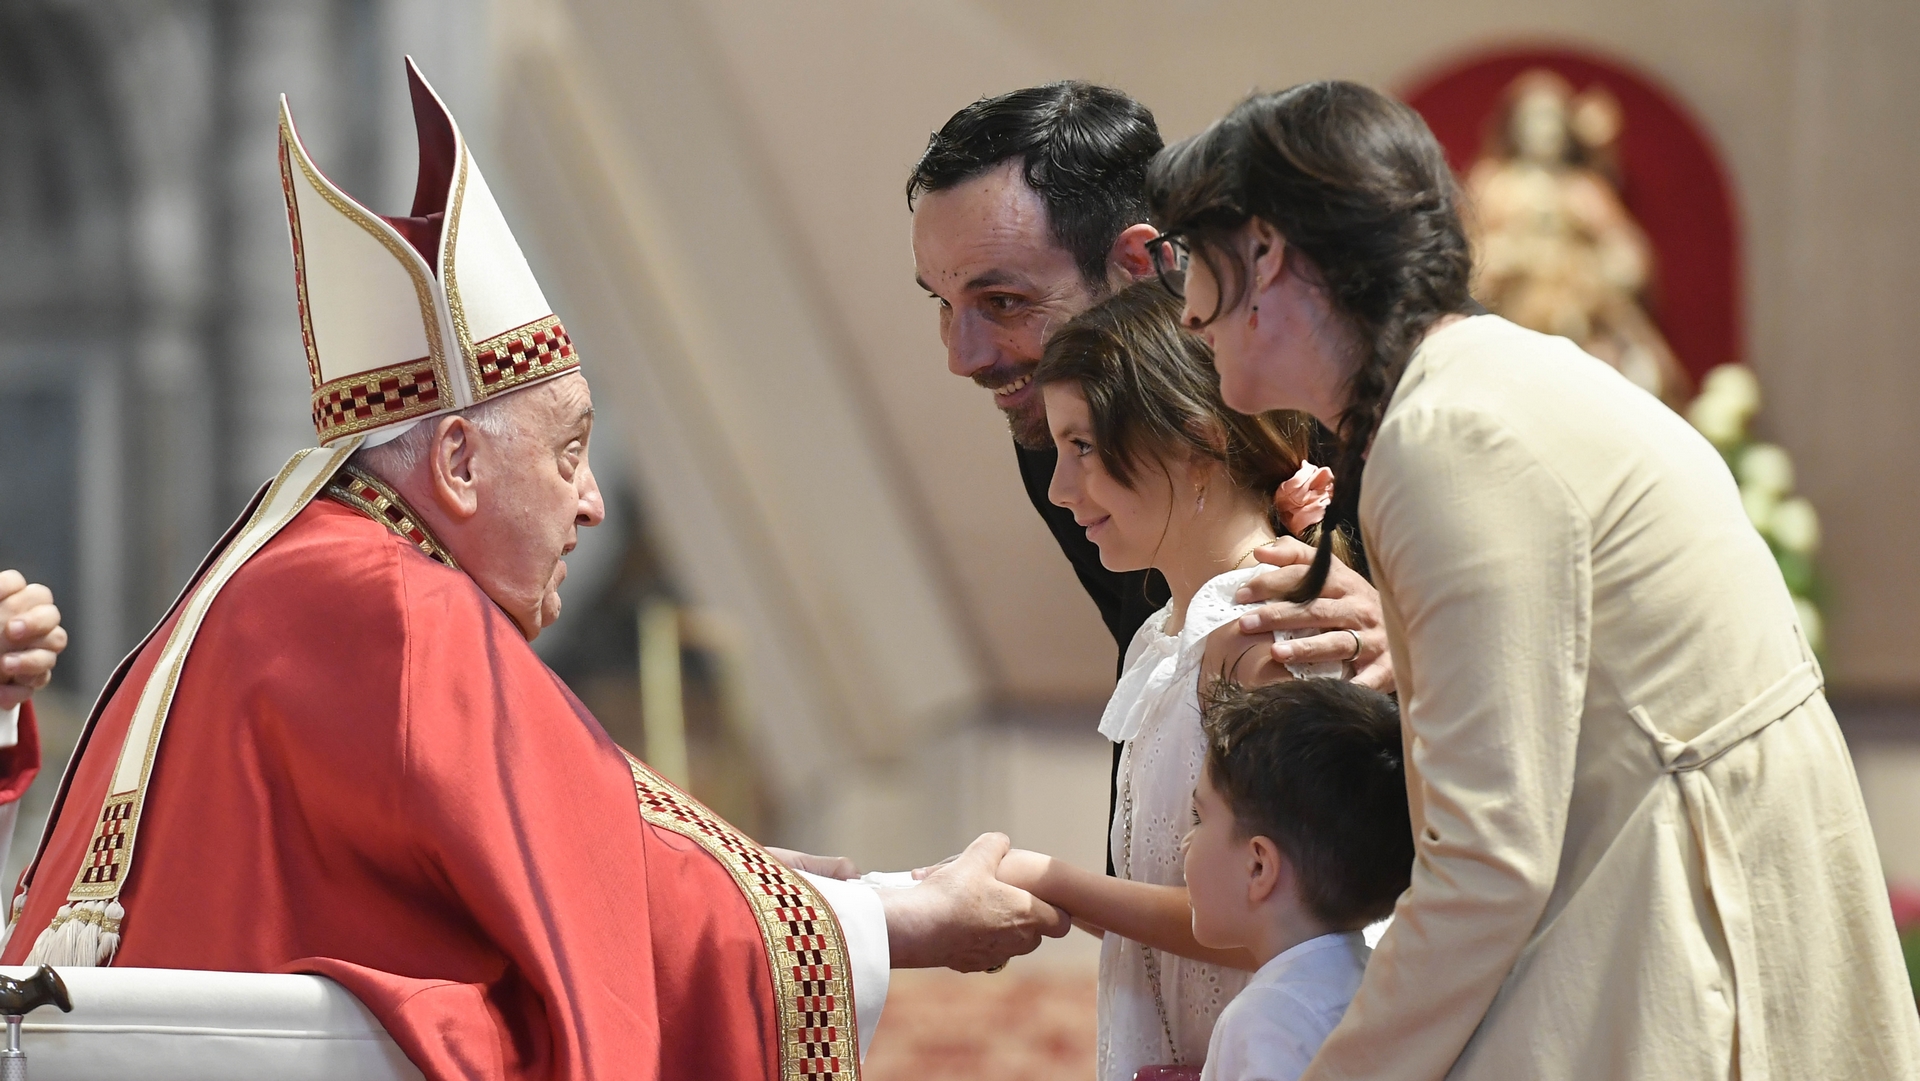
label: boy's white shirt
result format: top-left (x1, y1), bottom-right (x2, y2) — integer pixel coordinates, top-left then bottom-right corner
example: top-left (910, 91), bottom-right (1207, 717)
top-left (1199, 931), bottom-right (1369, 1081)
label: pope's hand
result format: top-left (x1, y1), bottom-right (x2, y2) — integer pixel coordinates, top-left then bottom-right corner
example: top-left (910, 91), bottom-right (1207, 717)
top-left (881, 832), bottom-right (1070, 971)
top-left (1231, 538), bottom-right (1394, 692)
top-left (765, 847), bottom-right (860, 880)
top-left (0, 570), bottom-right (65, 710)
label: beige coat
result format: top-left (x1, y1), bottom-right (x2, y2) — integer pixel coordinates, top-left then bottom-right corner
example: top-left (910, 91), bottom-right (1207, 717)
top-left (1304, 316), bottom-right (1920, 1080)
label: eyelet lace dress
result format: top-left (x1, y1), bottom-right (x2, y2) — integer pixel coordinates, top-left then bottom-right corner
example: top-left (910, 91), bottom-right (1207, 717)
top-left (1096, 566), bottom-right (1270, 1081)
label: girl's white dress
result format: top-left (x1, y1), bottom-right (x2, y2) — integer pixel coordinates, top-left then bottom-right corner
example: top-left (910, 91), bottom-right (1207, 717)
top-left (1096, 566), bottom-right (1267, 1081)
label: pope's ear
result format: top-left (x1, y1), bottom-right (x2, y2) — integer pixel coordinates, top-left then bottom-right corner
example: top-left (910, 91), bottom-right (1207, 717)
top-left (429, 415), bottom-right (481, 520)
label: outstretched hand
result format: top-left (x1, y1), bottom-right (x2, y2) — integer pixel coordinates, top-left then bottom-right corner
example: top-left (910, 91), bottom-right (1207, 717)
top-left (1231, 538), bottom-right (1394, 692)
top-left (881, 832), bottom-right (1070, 971)
top-left (0, 570), bottom-right (66, 710)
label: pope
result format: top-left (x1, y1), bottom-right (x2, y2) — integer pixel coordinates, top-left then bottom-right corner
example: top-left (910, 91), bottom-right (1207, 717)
top-left (0, 60), bottom-right (1065, 1081)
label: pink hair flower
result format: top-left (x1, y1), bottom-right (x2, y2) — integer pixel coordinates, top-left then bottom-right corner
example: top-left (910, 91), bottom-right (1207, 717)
top-left (1275, 461), bottom-right (1335, 537)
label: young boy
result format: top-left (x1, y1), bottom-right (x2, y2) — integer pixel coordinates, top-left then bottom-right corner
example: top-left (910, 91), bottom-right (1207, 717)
top-left (1185, 679), bottom-right (1413, 1081)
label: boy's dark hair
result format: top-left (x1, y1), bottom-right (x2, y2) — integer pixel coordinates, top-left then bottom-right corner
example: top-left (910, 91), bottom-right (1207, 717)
top-left (907, 81), bottom-right (1163, 288)
top-left (1201, 679), bottom-right (1413, 930)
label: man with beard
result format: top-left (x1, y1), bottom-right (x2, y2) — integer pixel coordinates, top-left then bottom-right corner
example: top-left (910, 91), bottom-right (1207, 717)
top-left (906, 85), bottom-right (1394, 851)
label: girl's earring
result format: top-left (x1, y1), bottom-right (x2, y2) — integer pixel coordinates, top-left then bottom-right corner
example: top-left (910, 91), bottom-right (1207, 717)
top-left (1195, 487), bottom-right (1207, 514)
top-left (1249, 304), bottom-right (1259, 330)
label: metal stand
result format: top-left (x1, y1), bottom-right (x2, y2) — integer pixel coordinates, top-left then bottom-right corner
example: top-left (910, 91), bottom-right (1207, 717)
top-left (0, 967), bottom-right (72, 1081)
top-left (0, 1014), bottom-right (25, 1081)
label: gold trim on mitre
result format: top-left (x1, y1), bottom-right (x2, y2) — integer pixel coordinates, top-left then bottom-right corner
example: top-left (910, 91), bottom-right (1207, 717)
top-left (278, 94), bottom-right (457, 445)
top-left (310, 357), bottom-right (445, 442)
top-left (411, 59), bottom-right (578, 405)
top-left (473, 315), bottom-right (580, 394)
top-left (280, 59), bottom-right (582, 449)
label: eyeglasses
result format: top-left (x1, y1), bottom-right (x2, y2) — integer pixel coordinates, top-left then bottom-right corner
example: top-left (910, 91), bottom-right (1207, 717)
top-left (1145, 232), bottom-right (1190, 299)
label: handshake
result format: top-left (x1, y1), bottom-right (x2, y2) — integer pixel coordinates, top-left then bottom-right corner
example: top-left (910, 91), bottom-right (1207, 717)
top-left (770, 833), bottom-right (1071, 972)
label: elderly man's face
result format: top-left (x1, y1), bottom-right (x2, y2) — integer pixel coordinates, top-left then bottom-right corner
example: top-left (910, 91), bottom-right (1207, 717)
top-left (432, 372), bottom-right (606, 639)
top-left (912, 161), bottom-right (1099, 449)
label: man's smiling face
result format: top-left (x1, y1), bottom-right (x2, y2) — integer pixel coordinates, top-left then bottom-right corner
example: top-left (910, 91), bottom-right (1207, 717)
top-left (912, 161), bottom-right (1101, 449)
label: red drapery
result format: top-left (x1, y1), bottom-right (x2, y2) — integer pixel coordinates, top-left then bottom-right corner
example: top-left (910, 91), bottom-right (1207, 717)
top-left (1402, 46), bottom-right (1742, 390)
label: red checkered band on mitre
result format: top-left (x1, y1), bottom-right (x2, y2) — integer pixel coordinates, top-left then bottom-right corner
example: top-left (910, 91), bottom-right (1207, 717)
top-left (279, 57), bottom-right (581, 447)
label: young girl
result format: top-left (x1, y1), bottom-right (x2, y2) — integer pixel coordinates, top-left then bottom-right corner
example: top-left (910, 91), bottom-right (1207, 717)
top-left (999, 282), bottom-right (1347, 1081)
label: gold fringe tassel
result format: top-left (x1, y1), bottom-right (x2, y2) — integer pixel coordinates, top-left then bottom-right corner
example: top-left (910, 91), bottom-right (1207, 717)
top-left (23, 899), bottom-right (121, 967)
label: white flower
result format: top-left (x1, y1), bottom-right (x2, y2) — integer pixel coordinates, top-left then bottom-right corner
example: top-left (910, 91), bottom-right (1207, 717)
top-left (1769, 497), bottom-right (1822, 556)
top-left (1742, 486), bottom-right (1780, 532)
top-left (1737, 444), bottom-right (1795, 497)
top-left (1689, 395), bottom-right (1746, 447)
top-left (1688, 365), bottom-right (1762, 447)
top-left (1700, 364), bottom-right (1761, 417)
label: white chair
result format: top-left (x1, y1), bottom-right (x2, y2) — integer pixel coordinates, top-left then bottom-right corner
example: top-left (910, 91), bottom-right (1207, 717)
top-left (0, 967), bottom-right (420, 1081)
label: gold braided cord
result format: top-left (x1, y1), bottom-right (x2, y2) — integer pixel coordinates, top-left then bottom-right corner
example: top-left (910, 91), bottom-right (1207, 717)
top-left (326, 464), bottom-right (458, 568)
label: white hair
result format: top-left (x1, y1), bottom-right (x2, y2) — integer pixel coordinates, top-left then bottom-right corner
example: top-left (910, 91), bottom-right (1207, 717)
top-left (349, 393), bottom-right (523, 480)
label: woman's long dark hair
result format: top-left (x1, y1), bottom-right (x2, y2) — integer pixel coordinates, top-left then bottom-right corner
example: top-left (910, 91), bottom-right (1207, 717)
top-left (1146, 81), bottom-right (1474, 602)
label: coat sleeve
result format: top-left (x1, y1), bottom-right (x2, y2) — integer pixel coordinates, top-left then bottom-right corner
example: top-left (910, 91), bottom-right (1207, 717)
top-left (1302, 405), bottom-right (1592, 1081)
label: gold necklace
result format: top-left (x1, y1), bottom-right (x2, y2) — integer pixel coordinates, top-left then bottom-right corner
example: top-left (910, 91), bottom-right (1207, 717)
top-left (1233, 534), bottom-right (1280, 570)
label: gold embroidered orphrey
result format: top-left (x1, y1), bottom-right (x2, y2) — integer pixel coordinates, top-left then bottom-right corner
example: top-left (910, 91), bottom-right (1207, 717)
top-left (326, 463), bottom-right (459, 568)
top-left (25, 439), bottom-right (366, 967)
top-left (625, 751), bottom-right (862, 1081)
top-left (278, 114), bottom-right (453, 443)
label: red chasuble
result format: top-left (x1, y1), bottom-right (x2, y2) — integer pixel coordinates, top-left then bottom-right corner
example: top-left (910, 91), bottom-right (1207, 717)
top-left (3, 497), bottom-right (855, 1080)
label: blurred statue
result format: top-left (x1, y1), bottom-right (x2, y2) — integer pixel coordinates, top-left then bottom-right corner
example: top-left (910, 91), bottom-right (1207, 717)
top-left (1467, 70), bottom-right (1690, 406)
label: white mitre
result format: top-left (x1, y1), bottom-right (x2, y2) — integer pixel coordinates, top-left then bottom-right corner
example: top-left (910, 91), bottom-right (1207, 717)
top-left (279, 57), bottom-right (579, 447)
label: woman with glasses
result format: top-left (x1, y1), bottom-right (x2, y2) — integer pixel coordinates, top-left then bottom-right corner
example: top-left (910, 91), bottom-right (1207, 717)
top-left (1144, 80), bottom-right (1920, 1079)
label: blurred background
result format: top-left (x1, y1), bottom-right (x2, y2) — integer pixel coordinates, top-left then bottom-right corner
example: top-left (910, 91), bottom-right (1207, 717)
top-left (2, 0), bottom-right (1917, 1074)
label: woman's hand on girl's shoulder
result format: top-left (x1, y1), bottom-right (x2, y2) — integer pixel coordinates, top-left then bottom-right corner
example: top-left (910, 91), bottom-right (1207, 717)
top-left (1201, 620), bottom-right (1292, 689)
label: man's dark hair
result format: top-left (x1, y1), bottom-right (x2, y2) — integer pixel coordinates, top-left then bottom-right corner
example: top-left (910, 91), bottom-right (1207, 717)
top-left (908, 81), bottom-right (1163, 288)
top-left (1202, 678), bottom-right (1413, 930)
